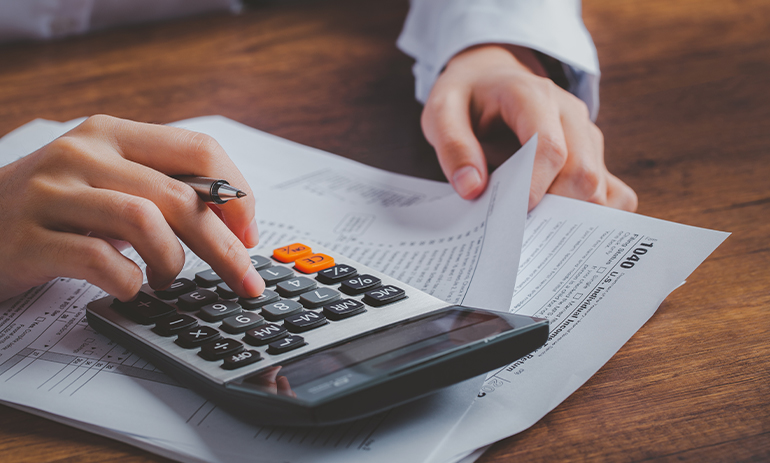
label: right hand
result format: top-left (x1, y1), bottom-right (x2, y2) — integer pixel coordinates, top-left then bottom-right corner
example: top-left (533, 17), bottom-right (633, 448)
top-left (0, 115), bottom-right (265, 302)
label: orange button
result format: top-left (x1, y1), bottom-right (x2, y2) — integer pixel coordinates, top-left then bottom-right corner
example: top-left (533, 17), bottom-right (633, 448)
top-left (273, 243), bottom-right (313, 263)
top-left (294, 253), bottom-right (335, 274)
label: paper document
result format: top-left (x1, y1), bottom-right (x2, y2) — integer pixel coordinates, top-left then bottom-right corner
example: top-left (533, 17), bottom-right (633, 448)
top-left (0, 117), bottom-right (728, 462)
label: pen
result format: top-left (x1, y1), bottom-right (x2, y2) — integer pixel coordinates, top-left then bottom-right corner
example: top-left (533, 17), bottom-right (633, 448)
top-left (174, 175), bottom-right (247, 204)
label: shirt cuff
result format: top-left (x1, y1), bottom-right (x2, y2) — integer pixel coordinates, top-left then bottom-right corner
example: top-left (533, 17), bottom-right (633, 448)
top-left (397, 0), bottom-right (600, 119)
top-left (0, 0), bottom-right (241, 43)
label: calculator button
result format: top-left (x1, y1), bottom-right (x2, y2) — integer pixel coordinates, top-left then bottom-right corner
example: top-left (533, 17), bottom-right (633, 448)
top-left (244, 323), bottom-right (288, 346)
top-left (267, 335), bottom-right (306, 355)
top-left (153, 313), bottom-right (198, 336)
top-left (316, 265), bottom-right (357, 284)
top-left (363, 285), bottom-right (407, 307)
top-left (299, 287), bottom-right (340, 309)
top-left (200, 338), bottom-right (244, 361)
top-left (113, 292), bottom-right (175, 324)
top-left (261, 299), bottom-right (303, 321)
top-left (221, 312), bottom-right (265, 334)
top-left (154, 278), bottom-right (196, 300)
top-left (239, 289), bottom-right (279, 310)
top-left (216, 282), bottom-right (238, 299)
top-left (250, 255), bottom-right (273, 270)
top-left (176, 326), bottom-right (221, 348)
top-left (322, 298), bottom-right (366, 320)
top-left (276, 277), bottom-right (317, 298)
top-left (294, 253), bottom-right (335, 274)
top-left (258, 266), bottom-right (294, 286)
top-left (177, 289), bottom-right (219, 311)
top-left (222, 350), bottom-right (262, 370)
top-left (272, 243), bottom-right (313, 263)
top-left (194, 269), bottom-right (222, 287)
top-left (199, 301), bottom-right (242, 322)
top-left (339, 274), bottom-right (381, 295)
top-left (284, 311), bottom-right (327, 333)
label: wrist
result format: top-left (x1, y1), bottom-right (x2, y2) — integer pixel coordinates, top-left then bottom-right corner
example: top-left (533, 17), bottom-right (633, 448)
top-left (446, 44), bottom-right (549, 79)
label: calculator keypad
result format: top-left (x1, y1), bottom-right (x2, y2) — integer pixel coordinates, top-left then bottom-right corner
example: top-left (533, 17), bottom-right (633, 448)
top-left (104, 243), bottom-right (415, 373)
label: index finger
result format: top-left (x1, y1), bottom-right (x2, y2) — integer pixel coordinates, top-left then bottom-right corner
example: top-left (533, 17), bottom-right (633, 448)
top-left (495, 81), bottom-right (569, 210)
top-left (73, 115), bottom-right (259, 248)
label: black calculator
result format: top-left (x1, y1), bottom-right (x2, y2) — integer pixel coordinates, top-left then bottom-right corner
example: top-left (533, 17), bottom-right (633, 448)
top-left (86, 242), bottom-right (548, 426)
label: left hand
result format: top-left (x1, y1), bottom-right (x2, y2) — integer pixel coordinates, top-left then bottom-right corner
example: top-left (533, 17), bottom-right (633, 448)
top-left (421, 44), bottom-right (637, 212)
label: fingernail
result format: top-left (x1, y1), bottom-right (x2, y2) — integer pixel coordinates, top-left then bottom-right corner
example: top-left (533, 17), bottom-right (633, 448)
top-left (242, 266), bottom-right (265, 297)
top-left (452, 166), bottom-right (482, 198)
top-left (244, 219), bottom-right (260, 248)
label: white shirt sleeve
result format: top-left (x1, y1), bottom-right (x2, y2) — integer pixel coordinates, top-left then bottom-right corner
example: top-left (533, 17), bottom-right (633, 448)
top-left (0, 0), bottom-right (240, 43)
top-left (397, 0), bottom-right (601, 120)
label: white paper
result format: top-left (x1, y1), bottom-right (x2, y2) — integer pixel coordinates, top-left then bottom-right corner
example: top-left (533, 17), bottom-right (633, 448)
top-left (427, 196), bottom-right (729, 462)
top-left (0, 116), bottom-right (535, 462)
top-left (0, 117), bottom-right (728, 463)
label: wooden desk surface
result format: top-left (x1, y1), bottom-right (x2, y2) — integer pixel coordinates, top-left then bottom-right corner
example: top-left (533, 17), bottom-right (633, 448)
top-left (0, 0), bottom-right (767, 461)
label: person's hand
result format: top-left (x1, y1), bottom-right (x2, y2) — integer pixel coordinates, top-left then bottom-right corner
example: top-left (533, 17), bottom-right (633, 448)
top-left (0, 115), bottom-right (265, 302)
top-left (421, 44), bottom-right (638, 211)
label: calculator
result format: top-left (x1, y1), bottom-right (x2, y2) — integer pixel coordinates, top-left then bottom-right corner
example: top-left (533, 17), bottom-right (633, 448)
top-left (86, 242), bottom-right (548, 426)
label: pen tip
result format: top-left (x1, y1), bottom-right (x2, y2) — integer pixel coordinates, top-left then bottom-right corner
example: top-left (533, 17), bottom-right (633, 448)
top-left (236, 191), bottom-right (247, 198)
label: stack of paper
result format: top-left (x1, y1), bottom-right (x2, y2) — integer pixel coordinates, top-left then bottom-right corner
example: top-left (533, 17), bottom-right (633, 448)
top-left (0, 116), bottom-right (727, 463)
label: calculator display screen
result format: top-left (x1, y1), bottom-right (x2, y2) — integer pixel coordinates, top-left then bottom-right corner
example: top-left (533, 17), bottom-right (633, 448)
top-left (240, 307), bottom-right (515, 401)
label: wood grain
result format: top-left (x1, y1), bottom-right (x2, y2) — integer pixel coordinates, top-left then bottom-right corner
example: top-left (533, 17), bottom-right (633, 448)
top-left (0, 0), bottom-right (768, 461)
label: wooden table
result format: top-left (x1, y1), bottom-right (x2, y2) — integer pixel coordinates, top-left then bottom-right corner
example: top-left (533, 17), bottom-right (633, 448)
top-left (0, 0), bottom-right (767, 461)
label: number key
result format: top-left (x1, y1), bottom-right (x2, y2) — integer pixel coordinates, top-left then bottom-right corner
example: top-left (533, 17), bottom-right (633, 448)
top-left (261, 299), bottom-right (303, 321)
top-left (177, 289), bottom-right (218, 311)
top-left (299, 287), bottom-right (340, 309)
top-left (276, 277), bottom-right (316, 298)
top-left (258, 266), bottom-right (294, 286)
top-left (221, 312), bottom-right (265, 334)
top-left (199, 301), bottom-right (242, 322)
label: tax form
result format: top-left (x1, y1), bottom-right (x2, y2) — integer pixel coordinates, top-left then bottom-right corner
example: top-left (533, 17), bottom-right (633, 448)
top-left (0, 117), bottom-right (728, 462)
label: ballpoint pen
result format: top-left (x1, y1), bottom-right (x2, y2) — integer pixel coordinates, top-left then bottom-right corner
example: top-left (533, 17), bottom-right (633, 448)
top-left (173, 175), bottom-right (247, 204)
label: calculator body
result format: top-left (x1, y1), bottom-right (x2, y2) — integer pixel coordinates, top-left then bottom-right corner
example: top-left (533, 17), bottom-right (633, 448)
top-left (87, 243), bottom-right (548, 426)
